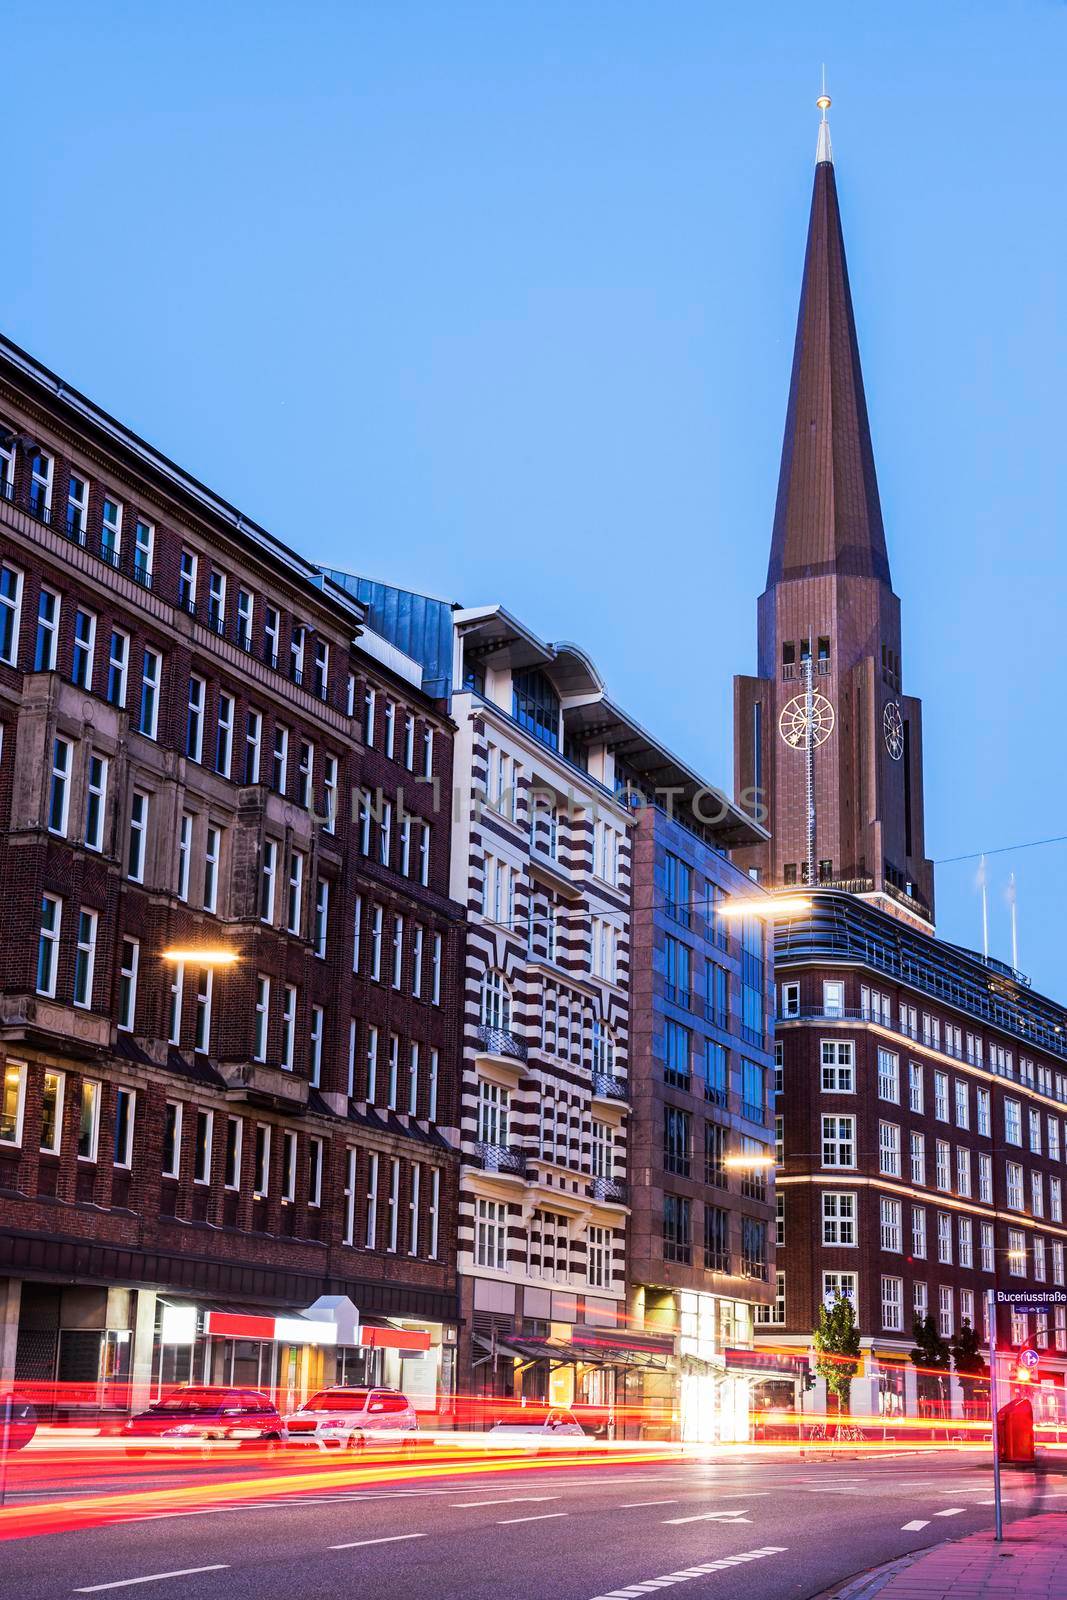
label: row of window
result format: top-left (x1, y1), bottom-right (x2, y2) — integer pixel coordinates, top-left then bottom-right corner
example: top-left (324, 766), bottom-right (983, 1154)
top-left (352, 898), bottom-right (444, 1003)
top-left (661, 853), bottom-right (733, 946)
top-left (663, 1195), bottom-right (768, 1278)
top-left (474, 1079), bottom-right (617, 1178)
top-left (478, 969), bottom-right (620, 1077)
top-left (816, 1039), bottom-right (1067, 1163)
top-left (663, 1020), bottom-right (768, 1122)
top-left (342, 1019), bottom-right (441, 1119)
top-left (782, 977), bottom-right (1067, 1108)
top-left (0, 1063), bottom-right (134, 1166)
top-left (472, 1197), bottom-right (615, 1289)
top-left (479, 739), bottom-right (623, 888)
top-left (663, 1109), bottom-right (768, 1197)
top-left (816, 1110), bottom-right (1067, 1225)
top-left (810, 1187), bottom-right (1067, 1285)
top-left (0, 448), bottom-right (349, 700)
top-left (0, 1060), bottom-right (443, 1257)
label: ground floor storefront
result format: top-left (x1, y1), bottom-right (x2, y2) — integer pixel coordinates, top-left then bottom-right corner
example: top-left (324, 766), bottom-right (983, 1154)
top-left (756, 1332), bottom-right (1067, 1430)
top-left (459, 1275), bottom-right (673, 1436)
top-left (0, 1273), bottom-right (459, 1420)
top-left (625, 1285), bottom-right (779, 1444)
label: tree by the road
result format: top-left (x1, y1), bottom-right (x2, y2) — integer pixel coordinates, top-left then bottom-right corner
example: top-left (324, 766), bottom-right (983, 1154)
top-left (950, 1318), bottom-right (987, 1379)
top-left (813, 1293), bottom-right (861, 1410)
top-left (950, 1318), bottom-right (988, 1416)
top-left (910, 1314), bottom-right (951, 1413)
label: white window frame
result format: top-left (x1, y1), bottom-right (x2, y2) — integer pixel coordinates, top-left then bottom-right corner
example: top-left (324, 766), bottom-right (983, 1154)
top-left (73, 907), bottom-right (98, 1009)
top-left (37, 893), bottom-right (62, 997)
top-left (118, 937), bottom-right (139, 1032)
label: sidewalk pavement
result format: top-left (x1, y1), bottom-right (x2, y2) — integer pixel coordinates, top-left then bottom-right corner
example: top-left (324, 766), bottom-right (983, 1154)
top-left (875, 1513), bottom-right (1067, 1599)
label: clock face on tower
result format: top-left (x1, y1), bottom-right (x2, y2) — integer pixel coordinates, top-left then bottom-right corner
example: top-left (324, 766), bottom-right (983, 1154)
top-left (778, 692), bottom-right (835, 749)
top-left (883, 701), bottom-right (904, 761)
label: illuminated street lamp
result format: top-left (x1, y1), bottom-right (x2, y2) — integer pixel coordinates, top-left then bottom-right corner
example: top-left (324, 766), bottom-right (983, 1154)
top-left (723, 1152), bottom-right (775, 1171)
top-left (716, 896), bottom-right (812, 919)
top-left (161, 948), bottom-right (239, 966)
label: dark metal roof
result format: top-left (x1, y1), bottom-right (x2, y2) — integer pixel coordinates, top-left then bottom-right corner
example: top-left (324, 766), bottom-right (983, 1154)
top-left (776, 890), bottom-right (1067, 1062)
top-left (767, 160), bottom-right (892, 589)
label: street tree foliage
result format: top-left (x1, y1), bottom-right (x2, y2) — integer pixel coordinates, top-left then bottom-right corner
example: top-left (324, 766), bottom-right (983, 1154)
top-left (813, 1292), bottom-right (861, 1409)
top-left (950, 1318), bottom-right (988, 1380)
top-left (909, 1314), bottom-right (951, 1373)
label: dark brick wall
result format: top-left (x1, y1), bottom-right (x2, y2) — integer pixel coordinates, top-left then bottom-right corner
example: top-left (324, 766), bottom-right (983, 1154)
top-left (0, 361), bottom-right (466, 1321)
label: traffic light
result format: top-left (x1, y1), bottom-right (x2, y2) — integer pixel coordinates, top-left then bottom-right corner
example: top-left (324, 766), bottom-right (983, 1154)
top-left (1013, 1363), bottom-right (1035, 1385)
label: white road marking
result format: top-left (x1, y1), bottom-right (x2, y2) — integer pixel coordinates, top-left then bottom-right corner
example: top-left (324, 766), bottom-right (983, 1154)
top-left (935, 1508), bottom-right (966, 1517)
top-left (497, 1512), bottom-right (568, 1524)
top-left (663, 1510), bottom-right (751, 1524)
top-left (75, 1569), bottom-right (229, 1593)
top-left (901, 1519), bottom-right (930, 1531)
top-left (586, 1545), bottom-right (788, 1599)
top-left (619, 1500), bottom-right (678, 1508)
top-left (453, 1495), bottom-right (559, 1507)
top-left (330, 1534), bottom-right (427, 1550)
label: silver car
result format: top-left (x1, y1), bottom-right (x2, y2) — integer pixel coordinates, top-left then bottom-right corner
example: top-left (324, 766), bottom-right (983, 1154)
top-left (284, 1386), bottom-right (419, 1450)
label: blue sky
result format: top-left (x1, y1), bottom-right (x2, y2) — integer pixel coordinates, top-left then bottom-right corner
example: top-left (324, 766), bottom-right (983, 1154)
top-left (8, 2), bottom-right (1066, 991)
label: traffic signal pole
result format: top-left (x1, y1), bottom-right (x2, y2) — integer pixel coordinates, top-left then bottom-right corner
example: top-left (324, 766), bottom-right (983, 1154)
top-left (986, 1288), bottom-right (1003, 1543)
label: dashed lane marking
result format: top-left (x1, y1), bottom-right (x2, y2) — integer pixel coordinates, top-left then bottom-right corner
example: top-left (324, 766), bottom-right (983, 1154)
top-left (586, 1545), bottom-right (788, 1599)
top-left (497, 1512), bottom-right (568, 1525)
top-left (75, 1569), bottom-right (230, 1593)
top-left (663, 1511), bottom-right (751, 1525)
top-left (935, 1508), bottom-right (966, 1517)
top-left (330, 1534), bottom-right (427, 1550)
top-left (619, 1500), bottom-right (678, 1508)
top-left (901, 1520), bottom-right (930, 1531)
top-left (452, 1496), bottom-right (559, 1507)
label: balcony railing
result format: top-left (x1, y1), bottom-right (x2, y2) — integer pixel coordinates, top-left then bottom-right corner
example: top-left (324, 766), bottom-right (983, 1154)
top-left (592, 1071), bottom-right (629, 1102)
top-left (476, 1024), bottom-right (527, 1062)
top-left (589, 1174), bottom-right (628, 1204)
top-left (473, 1143), bottom-right (526, 1177)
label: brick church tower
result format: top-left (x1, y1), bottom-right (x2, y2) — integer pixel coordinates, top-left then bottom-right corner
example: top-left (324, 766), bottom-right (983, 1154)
top-left (734, 100), bottom-right (934, 924)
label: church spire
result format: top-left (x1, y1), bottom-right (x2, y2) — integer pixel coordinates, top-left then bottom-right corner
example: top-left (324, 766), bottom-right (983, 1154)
top-left (764, 87), bottom-right (891, 590)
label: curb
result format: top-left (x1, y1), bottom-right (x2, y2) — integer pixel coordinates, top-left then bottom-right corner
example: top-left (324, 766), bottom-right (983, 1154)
top-left (810, 1552), bottom-right (922, 1600)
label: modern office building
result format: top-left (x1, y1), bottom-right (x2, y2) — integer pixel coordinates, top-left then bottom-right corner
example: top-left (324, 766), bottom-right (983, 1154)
top-left (626, 782), bottom-right (780, 1443)
top-left (735, 105), bottom-right (1067, 1421)
top-left (0, 335), bottom-right (464, 1417)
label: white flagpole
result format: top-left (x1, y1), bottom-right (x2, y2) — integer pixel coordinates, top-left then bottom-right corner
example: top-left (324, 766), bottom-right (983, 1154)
top-left (1008, 872), bottom-right (1018, 972)
top-left (978, 855), bottom-right (989, 960)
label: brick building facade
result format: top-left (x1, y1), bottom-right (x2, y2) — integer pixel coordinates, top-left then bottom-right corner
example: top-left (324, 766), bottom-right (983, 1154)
top-left (0, 334), bottom-right (465, 1416)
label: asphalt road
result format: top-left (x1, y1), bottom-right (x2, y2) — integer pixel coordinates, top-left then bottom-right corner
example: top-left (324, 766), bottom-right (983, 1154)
top-left (3, 1452), bottom-right (1065, 1600)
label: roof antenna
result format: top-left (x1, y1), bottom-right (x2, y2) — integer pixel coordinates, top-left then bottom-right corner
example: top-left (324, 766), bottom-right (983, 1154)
top-left (816, 66), bottom-right (833, 166)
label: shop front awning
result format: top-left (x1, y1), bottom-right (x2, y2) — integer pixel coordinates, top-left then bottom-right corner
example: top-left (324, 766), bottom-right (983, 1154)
top-left (473, 1325), bottom-right (674, 1373)
top-left (204, 1308), bottom-right (338, 1346)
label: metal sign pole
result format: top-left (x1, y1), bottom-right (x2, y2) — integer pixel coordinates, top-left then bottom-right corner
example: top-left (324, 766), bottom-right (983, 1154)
top-left (987, 1288), bottom-right (1003, 1543)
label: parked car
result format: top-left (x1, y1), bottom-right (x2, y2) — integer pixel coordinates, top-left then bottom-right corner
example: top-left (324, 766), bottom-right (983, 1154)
top-left (122, 1386), bottom-right (286, 1456)
top-left (486, 1408), bottom-right (588, 1449)
top-left (284, 1387), bottom-right (419, 1450)
top-left (0, 1396), bottom-right (37, 1451)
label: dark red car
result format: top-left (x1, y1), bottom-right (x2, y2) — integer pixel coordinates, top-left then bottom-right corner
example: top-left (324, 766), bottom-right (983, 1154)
top-left (122, 1386), bottom-right (286, 1456)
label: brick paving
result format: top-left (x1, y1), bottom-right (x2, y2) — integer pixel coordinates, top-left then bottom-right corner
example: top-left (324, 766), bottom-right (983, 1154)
top-left (877, 1514), bottom-right (1067, 1598)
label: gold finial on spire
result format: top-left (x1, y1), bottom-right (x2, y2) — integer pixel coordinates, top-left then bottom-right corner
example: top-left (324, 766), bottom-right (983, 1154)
top-left (815, 66), bottom-right (833, 164)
